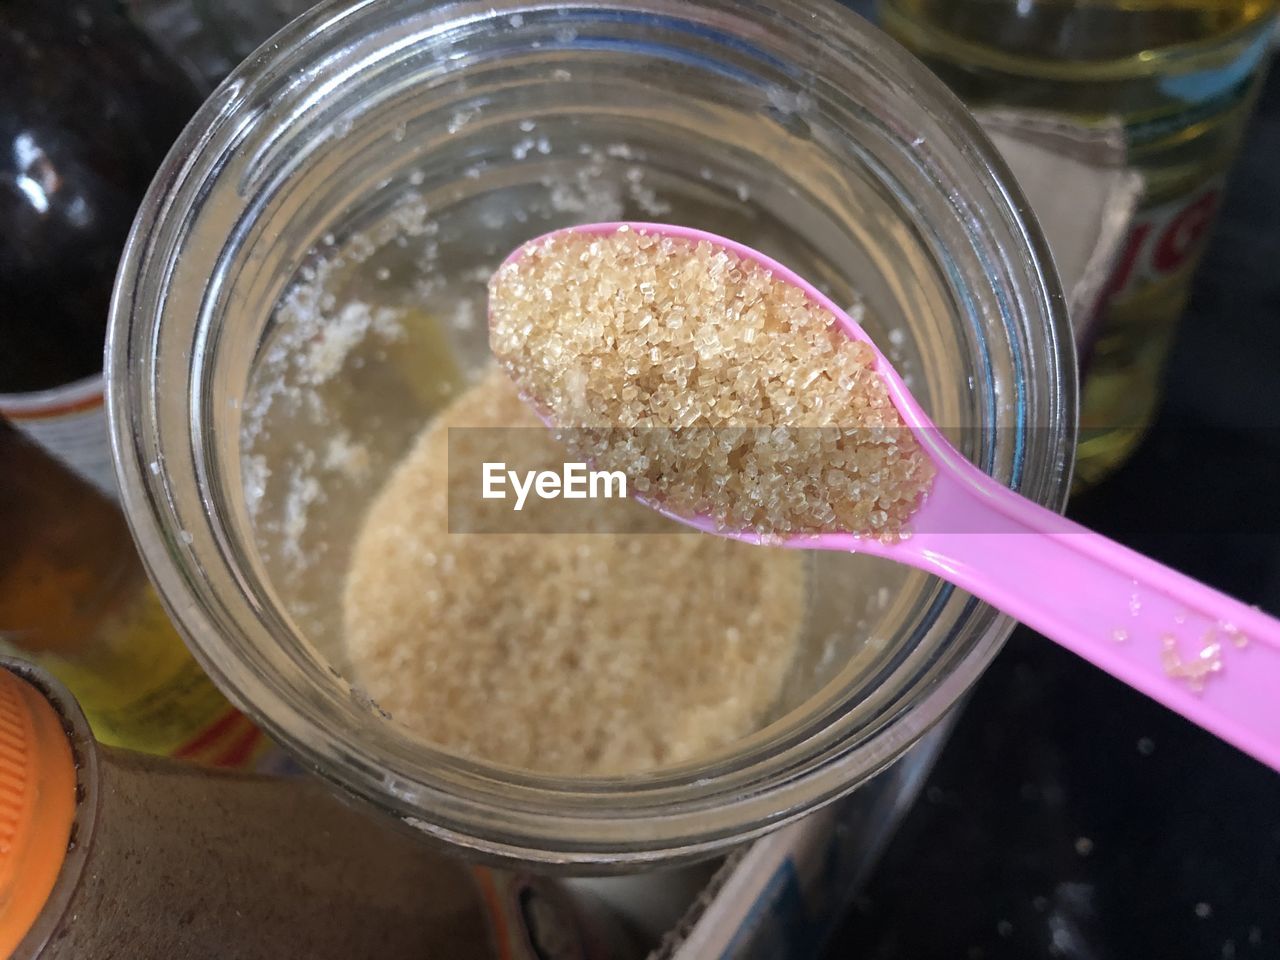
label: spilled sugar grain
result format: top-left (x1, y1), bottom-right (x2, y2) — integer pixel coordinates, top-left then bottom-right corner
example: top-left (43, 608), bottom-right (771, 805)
top-left (489, 227), bottom-right (934, 539)
top-left (342, 368), bottom-right (807, 775)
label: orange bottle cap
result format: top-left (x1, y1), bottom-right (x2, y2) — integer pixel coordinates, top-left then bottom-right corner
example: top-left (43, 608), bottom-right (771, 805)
top-left (0, 667), bottom-right (77, 957)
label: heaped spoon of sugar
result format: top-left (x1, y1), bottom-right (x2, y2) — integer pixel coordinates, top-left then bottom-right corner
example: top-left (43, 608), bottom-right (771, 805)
top-left (489, 222), bottom-right (1280, 773)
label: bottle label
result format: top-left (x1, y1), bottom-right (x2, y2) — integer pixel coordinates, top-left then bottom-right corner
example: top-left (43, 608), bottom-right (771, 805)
top-left (1097, 177), bottom-right (1224, 307)
top-left (1138, 27), bottom-right (1274, 148)
top-left (1093, 24), bottom-right (1271, 308)
top-left (0, 376), bottom-right (281, 769)
top-left (0, 374), bottom-right (117, 499)
top-left (5, 584), bottom-right (271, 767)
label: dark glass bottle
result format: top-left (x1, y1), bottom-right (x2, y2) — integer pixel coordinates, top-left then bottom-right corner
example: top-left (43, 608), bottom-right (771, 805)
top-left (1, 0), bottom-right (202, 393)
top-left (0, 3), bottom-right (270, 764)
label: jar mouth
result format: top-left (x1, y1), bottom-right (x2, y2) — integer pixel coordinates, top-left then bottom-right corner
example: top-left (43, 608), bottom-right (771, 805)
top-left (108, 0), bottom-right (1074, 866)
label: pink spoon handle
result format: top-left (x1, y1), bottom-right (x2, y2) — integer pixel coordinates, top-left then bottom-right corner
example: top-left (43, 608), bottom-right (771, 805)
top-left (860, 462), bottom-right (1280, 771)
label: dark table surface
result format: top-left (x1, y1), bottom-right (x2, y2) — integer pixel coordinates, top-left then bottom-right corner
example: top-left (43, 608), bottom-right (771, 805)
top-left (827, 39), bottom-right (1280, 960)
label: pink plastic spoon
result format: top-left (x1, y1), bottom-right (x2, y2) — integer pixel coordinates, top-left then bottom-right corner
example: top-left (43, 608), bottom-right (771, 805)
top-left (495, 222), bottom-right (1280, 773)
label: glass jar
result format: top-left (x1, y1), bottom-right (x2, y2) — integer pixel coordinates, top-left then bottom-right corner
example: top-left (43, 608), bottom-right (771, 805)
top-left (108, 0), bottom-right (1075, 868)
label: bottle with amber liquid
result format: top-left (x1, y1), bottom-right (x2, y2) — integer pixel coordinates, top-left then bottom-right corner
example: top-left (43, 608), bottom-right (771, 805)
top-left (0, 422), bottom-right (270, 763)
top-left (0, 0), bottom-right (267, 763)
top-left (879, 0), bottom-right (1278, 488)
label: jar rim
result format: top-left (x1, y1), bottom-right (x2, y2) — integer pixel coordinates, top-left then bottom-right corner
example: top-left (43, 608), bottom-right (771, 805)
top-left (108, 0), bottom-right (1075, 866)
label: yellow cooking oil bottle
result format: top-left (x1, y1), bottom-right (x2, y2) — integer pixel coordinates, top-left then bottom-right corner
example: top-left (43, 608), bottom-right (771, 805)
top-left (0, 421), bottom-right (268, 766)
top-left (879, 0), bottom-right (1278, 487)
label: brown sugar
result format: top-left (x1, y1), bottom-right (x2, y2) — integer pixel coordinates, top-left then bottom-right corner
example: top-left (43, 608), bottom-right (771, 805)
top-left (342, 369), bottom-right (806, 775)
top-left (489, 226), bottom-right (934, 539)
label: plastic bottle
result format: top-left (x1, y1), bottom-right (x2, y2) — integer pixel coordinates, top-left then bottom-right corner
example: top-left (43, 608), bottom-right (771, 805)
top-left (879, 0), bottom-right (1278, 486)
